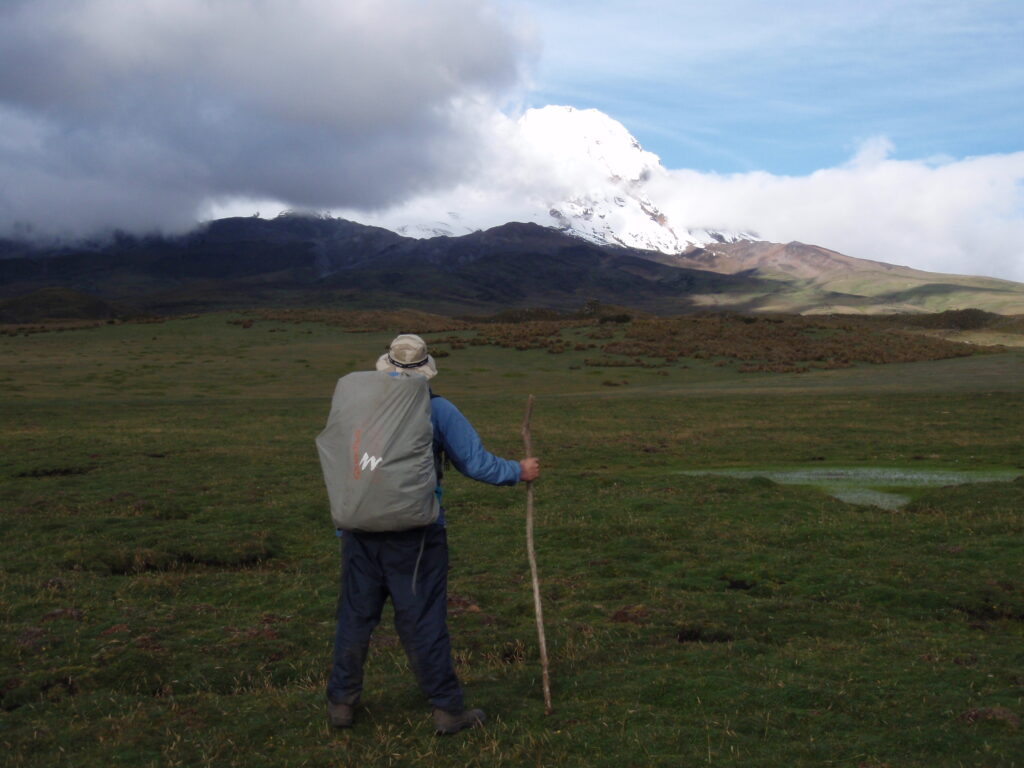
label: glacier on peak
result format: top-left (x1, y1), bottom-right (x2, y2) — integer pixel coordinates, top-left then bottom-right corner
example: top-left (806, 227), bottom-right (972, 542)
top-left (343, 105), bottom-right (753, 253)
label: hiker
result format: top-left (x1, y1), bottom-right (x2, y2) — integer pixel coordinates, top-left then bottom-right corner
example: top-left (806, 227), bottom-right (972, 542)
top-left (321, 333), bottom-right (540, 735)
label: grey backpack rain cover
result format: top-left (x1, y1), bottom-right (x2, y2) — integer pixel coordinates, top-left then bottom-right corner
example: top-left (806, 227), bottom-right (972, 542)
top-left (316, 371), bottom-right (440, 532)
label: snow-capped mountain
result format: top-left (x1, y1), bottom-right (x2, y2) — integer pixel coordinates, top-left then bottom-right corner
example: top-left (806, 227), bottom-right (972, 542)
top-left (517, 106), bottom-right (753, 251)
top-left (358, 106), bottom-right (754, 252)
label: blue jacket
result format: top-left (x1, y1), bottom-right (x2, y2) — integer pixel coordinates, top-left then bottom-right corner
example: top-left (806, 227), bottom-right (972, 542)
top-left (430, 395), bottom-right (521, 525)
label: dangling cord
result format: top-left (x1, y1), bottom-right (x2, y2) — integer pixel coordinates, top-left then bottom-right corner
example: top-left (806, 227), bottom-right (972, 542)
top-left (411, 527), bottom-right (428, 596)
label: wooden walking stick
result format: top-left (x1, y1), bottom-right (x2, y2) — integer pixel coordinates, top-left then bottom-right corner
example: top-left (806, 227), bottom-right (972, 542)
top-left (521, 394), bottom-right (552, 715)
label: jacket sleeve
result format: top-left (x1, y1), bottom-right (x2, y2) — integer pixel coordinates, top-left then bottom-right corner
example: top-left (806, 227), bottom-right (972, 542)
top-left (432, 397), bottom-right (520, 486)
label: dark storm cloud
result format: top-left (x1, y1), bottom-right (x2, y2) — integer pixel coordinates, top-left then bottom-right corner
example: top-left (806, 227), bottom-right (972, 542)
top-left (0, 0), bottom-right (528, 236)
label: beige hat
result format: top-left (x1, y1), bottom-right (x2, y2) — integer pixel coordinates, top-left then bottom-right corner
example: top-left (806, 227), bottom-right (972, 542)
top-left (375, 333), bottom-right (438, 379)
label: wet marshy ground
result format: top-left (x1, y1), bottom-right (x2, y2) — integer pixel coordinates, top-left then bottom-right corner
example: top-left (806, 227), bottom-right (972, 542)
top-left (679, 467), bottom-right (1022, 509)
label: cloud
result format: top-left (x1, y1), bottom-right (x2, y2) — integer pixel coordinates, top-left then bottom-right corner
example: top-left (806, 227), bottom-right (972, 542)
top-left (331, 106), bottom-right (662, 236)
top-left (0, 0), bottom-right (530, 236)
top-left (649, 140), bottom-right (1024, 281)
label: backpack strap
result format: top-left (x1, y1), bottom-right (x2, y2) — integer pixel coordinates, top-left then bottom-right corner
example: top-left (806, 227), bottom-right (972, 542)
top-left (429, 391), bottom-right (451, 480)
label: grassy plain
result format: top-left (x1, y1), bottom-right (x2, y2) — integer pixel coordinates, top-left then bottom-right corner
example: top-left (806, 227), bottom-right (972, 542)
top-left (2, 313), bottom-right (1023, 767)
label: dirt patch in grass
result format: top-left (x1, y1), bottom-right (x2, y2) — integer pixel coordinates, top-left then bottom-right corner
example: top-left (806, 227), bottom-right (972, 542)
top-left (954, 583), bottom-right (1024, 622)
top-left (1, 671), bottom-right (80, 712)
top-left (611, 605), bottom-right (649, 624)
top-left (15, 465), bottom-right (95, 478)
top-left (675, 624), bottom-right (734, 644)
top-left (16, 626), bottom-right (54, 652)
top-left (722, 576), bottom-right (757, 591)
top-left (957, 707), bottom-right (1020, 729)
top-left (448, 594), bottom-right (483, 615)
top-left (62, 534), bottom-right (279, 575)
top-left (41, 607), bottom-right (84, 622)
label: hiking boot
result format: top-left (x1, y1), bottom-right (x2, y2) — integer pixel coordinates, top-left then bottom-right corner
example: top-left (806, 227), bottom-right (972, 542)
top-left (433, 707), bottom-right (486, 735)
top-left (327, 701), bottom-right (354, 728)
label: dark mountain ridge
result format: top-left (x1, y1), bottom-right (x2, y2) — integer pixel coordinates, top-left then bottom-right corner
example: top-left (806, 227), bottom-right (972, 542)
top-left (3, 214), bottom-right (1023, 318)
top-left (0, 215), bottom-right (769, 316)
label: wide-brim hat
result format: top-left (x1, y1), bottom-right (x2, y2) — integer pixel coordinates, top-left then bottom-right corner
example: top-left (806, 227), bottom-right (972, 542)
top-left (375, 333), bottom-right (438, 379)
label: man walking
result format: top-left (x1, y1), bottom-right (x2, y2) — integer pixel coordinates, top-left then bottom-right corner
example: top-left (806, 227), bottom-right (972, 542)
top-left (323, 333), bottom-right (540, 734)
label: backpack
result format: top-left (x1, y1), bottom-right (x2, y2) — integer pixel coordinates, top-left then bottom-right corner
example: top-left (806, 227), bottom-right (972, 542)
top-left (316, 371), bottom-right (440, 532)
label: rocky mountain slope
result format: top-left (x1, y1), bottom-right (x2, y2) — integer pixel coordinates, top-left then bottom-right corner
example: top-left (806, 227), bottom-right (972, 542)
top-left (657, 240), bottom-right (1024, 314)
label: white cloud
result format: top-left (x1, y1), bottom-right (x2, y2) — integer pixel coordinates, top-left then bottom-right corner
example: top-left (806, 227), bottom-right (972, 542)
top-left (649, 141), bottom-right (1024, 281)
top-left (0, 0), bottom-right (530, 235)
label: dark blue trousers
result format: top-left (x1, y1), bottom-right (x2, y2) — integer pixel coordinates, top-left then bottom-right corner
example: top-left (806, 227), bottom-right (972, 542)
top-left (326, 523), bottom-right (463, 711)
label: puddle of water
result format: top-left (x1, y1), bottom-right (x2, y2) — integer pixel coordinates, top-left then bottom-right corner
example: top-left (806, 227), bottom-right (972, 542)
top-left (678, 467), bottom-right (1020, 510)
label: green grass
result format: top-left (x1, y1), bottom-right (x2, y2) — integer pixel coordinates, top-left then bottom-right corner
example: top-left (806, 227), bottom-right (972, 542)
top-left (2, 314), bottom-right (1023, 766)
